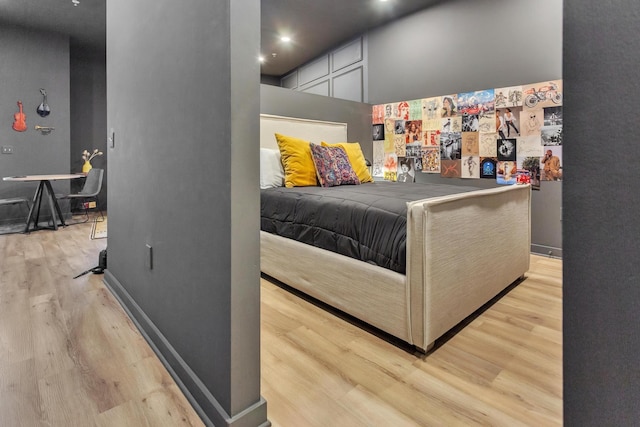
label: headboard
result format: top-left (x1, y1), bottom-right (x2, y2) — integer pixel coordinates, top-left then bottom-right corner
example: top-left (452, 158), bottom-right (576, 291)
top-left (260, 114), bottom-right (348, 149)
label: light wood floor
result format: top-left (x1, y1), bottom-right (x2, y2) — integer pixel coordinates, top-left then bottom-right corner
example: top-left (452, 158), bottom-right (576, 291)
top-left (0, 222), bottom-right (562, 426)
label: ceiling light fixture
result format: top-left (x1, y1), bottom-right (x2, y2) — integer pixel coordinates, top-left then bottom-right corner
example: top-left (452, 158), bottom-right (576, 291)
top-left (72, 0), bottom-right (80, 5)
top-left (259, 56), bottom-right (265, 63)
top-left (280, 36), bottom-right (291, 43)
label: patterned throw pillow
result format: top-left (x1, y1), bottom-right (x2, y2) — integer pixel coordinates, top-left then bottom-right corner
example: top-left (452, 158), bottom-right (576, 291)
top-left (321, 141), bottom-right (373, 183)
top-left (309, 144), bottom-right (361, 187)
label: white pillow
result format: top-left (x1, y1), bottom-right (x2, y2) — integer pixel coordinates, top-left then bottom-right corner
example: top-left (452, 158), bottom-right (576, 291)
top-left (260, 148), bottom-right (285, 189)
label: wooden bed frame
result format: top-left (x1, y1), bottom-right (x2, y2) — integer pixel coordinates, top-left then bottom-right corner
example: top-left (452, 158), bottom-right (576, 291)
top-left (260, 114), bottom-right (531, 352)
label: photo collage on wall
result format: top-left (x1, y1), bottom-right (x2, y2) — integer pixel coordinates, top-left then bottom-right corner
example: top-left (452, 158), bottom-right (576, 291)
top-left (371, 79), bottom-right (563, 189)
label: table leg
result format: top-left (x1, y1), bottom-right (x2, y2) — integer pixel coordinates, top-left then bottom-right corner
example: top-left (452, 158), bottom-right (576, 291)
top-left (24, 182), bottom-right (44, 233)
top-left (44, 180), bottom-right (65, 228)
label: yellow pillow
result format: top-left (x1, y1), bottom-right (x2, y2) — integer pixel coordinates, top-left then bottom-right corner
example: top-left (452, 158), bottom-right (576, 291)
top-left (275, 133), bottom-right (318, 187)
top-left (321, 141), bottom-right (373, 183)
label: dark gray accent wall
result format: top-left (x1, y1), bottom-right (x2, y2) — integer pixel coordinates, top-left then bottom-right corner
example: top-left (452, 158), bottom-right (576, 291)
top-left (0, 25), bottom-right (71, 225)
top-left (564, 1), bottom-right (640, 424)
top-left (261, 84), bottom-right (373, 160)
top-left (367, 0), bottom-right (562, 104)
top-left (70, 46), bottom-right (107, 210)
top-left (104, 1), bottom-right (267, 426)
top-left (366, 0), bottom-right (563, 255)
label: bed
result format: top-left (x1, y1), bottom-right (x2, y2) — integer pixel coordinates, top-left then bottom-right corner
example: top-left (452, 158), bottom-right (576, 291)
top-left (259, 114), bottom-right (531, 352)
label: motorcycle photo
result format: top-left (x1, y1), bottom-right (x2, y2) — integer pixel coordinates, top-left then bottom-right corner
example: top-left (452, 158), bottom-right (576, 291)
top-left (524, 82), bottom-right (563, 108)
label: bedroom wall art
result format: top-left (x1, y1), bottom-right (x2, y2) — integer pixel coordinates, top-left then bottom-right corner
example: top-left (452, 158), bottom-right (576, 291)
top-left (371, 79), bottom-right (563, 189)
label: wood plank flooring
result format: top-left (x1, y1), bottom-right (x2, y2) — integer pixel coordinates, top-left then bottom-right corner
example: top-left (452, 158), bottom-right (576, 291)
top-left (0, 223), bottom-right (204, 427)
top-left (260, 254), bottom-right (562, 426)
top-left (0, 222), bottom-right (562, 426)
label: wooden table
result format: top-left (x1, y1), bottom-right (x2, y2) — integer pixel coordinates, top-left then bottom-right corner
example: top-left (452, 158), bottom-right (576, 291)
top-left (2, 174), bottom-right (85, 233)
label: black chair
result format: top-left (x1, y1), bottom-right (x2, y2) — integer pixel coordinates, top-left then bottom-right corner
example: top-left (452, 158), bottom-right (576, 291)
top-left (57, 168), bottom-right (104, 224)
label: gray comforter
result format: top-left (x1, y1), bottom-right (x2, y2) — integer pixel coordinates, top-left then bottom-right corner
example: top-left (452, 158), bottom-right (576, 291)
top-left (260, 181), bottom-right (481, 274)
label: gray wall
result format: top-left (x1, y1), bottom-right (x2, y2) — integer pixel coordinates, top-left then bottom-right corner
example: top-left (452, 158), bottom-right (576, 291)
top-left (0, 25), bottom-right (71, 224)
top-left (104, 0), bottom-right (267, 426)
top-left (281, 36), bottom-right (369, 103)
top-left (564, 1), bottom-right (640, 424)
top-left (367, 0), bottom-right (562, 104)
top-left (261, 84), bottom-right (373, 160)
top-left (70, 46), bottom-right (107, 210)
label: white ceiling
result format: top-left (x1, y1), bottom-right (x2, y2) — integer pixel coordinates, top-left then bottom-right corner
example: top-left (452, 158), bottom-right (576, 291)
top-left (0, 0), bottom-right (439, 77)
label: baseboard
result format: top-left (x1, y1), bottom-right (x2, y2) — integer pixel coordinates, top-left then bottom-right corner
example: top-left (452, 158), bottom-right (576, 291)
top-left (531, 244), bottom-right (563, 259)
top-left (103, 270), bottom-right (269, 427)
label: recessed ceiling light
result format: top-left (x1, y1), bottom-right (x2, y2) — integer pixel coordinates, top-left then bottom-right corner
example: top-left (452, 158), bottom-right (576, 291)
top-left (259, 56), bottom-right (265, 63)
top-left (280, 36), bottom-right (291, 43)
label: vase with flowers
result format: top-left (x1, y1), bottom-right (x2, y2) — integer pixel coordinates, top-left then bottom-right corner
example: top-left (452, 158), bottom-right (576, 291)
top-left (82, 148), bottom-right (103, 173)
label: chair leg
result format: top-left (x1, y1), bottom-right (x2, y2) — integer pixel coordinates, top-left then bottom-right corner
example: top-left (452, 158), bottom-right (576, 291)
top-left (94, 202), bottom-right (105, 222)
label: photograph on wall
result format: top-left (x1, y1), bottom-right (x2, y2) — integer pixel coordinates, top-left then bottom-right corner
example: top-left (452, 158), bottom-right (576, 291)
top-left (373, 124), bottom-right (385, 141)
top-left (397, 101), bottom-right (410, 120)
top-left (461, 155), bottom-right (480, 179)
top-left (461, 114), bottom-right (480, 132)
top-left (494, 85), bottom-right (523, 108)
top-left (405, 143), bottom-right (422, 158)
top-left (383, 153), bottom-right (398, 181)
top-left (541, 146), bottom-right (562, 181)
top-left (519, 156), bottom-right (541, 190)
top-left (384, 103), bottom-right (396, 119)
top-left (394, 134), bottom-right (406, 157)
top-left (497, 160), bottom-right (517, 185)
top-left (543, 106), bottom-right (563, 126)
top-left (414, 155), bottom-right (423, 172)
top-left (478, 109), bottom-right (496, 134)
top-left (458, 89), bottom-right (494, 116)
top-left (394, 119), bottom-right (405, 135)
top-left (424, 129), bottom-right (441, 147)
top-left (522, 80), bottom-right (563, 110)
top-left (480, 133), bottom-right (498, 157)
top-left (422, 148), bottom-right (441, 173)
top-left (441, 117), bottom-right (453, 133)
top-left (517, 135), bottom-right (543, 159)
top-left (440, 132), bottom-right (461, 161)
top-left (440, 94), bottom-right (458, 117)
top-left (408, 99), bottom-right (422, 120)
top-left (520, 108), bottom-right (544, 136)
top-left (372, 104), bottom-right (385, 124)
top-left (515, 169), bottom-right (531, 185)
top-left (422, 96), bottom-right (441, 130)
top-left (405, 120), bottom-right (423, 144)
top-left (384, 118), bottom-right (395, 152)
top-left (441, 117), bottom-right (462, 133)
top-left (480, 157), bottom-right (498, 179)
top-left (541, 125), bottom-right (562, 146)
top-left (440, 159), bottom-right (461, 178)
top-left (497, 138), bottom-right (517, 161)
top-left (397, 157), bottom-right (416, 183)
top-left (372, 140), bottom-right (385, 177)
top-left (496, 107), bottom-right (522, 137)
top-left (461, 132), bottom-right (479, 156)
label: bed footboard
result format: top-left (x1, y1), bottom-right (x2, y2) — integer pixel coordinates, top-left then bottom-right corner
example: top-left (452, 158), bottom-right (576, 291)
top-left (407, 184), bottom-right (531, 351)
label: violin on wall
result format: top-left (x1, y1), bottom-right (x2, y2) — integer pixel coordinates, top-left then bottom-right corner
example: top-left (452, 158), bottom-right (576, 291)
top-left (12, 101), bottom-right (27, 132)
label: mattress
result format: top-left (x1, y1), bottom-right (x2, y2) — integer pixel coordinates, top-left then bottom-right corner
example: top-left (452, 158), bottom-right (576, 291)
top-left (260, 182), bottom-right (481, 274)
